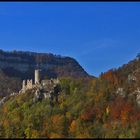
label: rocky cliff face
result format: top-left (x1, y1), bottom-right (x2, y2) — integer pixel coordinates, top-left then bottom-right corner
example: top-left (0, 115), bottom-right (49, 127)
top-left (0, 50), bottom-right (90, 80)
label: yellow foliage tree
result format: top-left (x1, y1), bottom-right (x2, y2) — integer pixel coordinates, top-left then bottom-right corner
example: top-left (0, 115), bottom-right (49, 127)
top-left (31, 130), bottom-right (39, 138)
top-left (50, 133), bottom-right (62, 138)
top-left (69, 120), bottom-right (77, 136)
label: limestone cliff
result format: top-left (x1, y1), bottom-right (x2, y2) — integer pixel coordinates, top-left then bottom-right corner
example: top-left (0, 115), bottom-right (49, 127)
top-left (0, 49), bottom-right (90, 80)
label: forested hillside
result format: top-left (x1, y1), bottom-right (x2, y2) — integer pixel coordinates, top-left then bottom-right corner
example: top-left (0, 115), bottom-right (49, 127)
top-left (1, 53), bottom-right (140, 138)
top-left (0, 75), bottom-right (140, 138)
top-left (0, 70), bottom-right (21, 97)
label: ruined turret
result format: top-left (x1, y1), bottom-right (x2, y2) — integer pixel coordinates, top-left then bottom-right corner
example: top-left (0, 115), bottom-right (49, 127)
top-left (27, 79), bottom-right (33, 89)
top-left (35, 69), bottom-right (40, 84)
top-left (22, 80), bottom-right (26, 90)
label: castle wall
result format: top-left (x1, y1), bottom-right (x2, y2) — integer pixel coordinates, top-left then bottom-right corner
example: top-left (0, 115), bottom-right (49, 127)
top-left (27, 79), bottom-right (33, 89)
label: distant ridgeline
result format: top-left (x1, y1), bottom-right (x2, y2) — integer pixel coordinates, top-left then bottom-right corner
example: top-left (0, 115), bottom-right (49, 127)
top-left (0, 49), bottom-right (90, 80)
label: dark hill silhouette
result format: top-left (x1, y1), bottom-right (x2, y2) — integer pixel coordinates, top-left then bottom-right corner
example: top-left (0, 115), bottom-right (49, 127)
top-left (0, 49), bottom-right (91, 79)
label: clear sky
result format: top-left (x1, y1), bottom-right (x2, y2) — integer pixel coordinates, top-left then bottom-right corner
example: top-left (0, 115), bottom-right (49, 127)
top-left (0, 2), bottom-right (140, 77)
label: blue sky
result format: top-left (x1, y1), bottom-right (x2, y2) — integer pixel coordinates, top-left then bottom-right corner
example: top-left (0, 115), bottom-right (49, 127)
top-left (0, 2), bottom-right (140, 77)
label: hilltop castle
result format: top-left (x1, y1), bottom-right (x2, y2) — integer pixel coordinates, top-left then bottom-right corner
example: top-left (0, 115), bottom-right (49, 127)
top-left (20, 69), bottom-right (61, 103)
top-left (0, 69), bottom-right (61, 106)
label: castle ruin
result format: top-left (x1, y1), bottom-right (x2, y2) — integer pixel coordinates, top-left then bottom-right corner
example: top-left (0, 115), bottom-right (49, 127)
top-left (20, 69), bottom-right (61, 103)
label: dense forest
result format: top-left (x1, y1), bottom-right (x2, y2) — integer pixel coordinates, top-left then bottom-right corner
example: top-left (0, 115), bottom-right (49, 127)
top-left (0, 70), bottom-right (21, 97)
top-left (1, 53), bottom-right (140, 138)
top-left (0, 75), bottom-right (140, 138)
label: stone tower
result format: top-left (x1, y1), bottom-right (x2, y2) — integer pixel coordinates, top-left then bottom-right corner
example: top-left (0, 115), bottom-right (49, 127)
top-left (22, 80), bottom-right (26, 90)
top-left (35, 69), bottom-right (40, 84)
